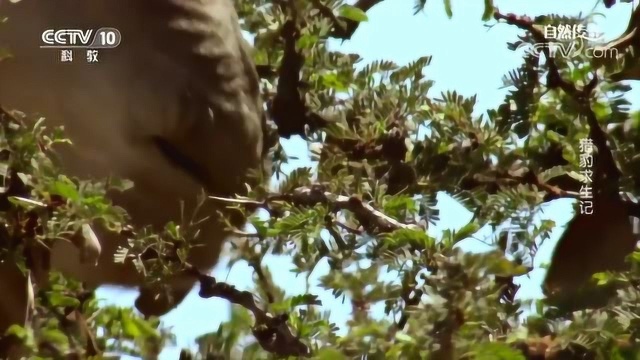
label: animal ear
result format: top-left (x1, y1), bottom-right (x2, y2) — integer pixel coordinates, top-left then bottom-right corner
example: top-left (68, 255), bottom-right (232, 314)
top-left (543, 196), bottom-right (637, 311)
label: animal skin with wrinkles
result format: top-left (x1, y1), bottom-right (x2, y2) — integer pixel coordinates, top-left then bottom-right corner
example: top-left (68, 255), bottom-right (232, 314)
top-left (0, 0), bottom-right (266, 334)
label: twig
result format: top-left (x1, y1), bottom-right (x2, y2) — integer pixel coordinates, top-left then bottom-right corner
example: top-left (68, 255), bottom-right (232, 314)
top-left (184, 265), bottom-right (311, 357)
top-left (268, 0), bottom-right (384, 137)
top-left (324, 215), bottom-right (349, 250)
top-left (248, 260), bottom-right (275, 303)
top-left (231, 229), bottom-right (261, 238)
top-left (334, 220), bottom-right (363, 235)
top-left (312, 0), bottom-right (384, 40)
top-left (211, 185), bottom-right (422, 235)
top-left (598, 4), bottom-right (640, 52)
top-left (494, 10), bottom-right (621, 194)
top-left (495, 233), bottom-right (520, 321)
top-left (465, 168), bottom-right (582, 202)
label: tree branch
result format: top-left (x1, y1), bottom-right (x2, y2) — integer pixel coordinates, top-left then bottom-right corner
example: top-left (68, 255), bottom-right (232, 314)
top-left (312, 0), bottom-right (384, 40)
top-left (461, 167), bottom-right (581, 202)
top-left (210, 185), bottom-right (423, 235)
top-left (184, 265), bottom-right (311, 357)
top-left (267, 0), bottom-right (385, 137)
top-left (494, 10), bottom-right (621, 196)
top-left (602, 3), bottom-right (640, 51)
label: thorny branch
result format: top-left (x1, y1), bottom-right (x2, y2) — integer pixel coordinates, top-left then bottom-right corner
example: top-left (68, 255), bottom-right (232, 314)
top-left (463, 167), bottom-right (582, 202)
top-left (494, 10), bottom-right (626, 204)
top-left (597, 3), bottom-right (640, 53)
top-left (191, 184), bottom-right (420, 358)
top-left (201, 6), bottom-right (637, 359)
top-left (267, 0), bottom-right (384, 138)
top-left (269, 17), bottom-right (327, 138)
top-left (312, 0), bottom-right (384, 40)
top-left (210, 185), bottom-right (423, 235)
top-left (183, 264), bottom-right (311, 358)
top-left (248, 260), bottom-right (276, 303)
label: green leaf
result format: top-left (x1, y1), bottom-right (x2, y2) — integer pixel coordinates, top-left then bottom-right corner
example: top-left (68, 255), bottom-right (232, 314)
top-left (107, 176), bottom-right (134, 191)
top-left (131, 316), bottom-right (160, 338)
top-left (592, 271), bottom-right (615, 286)
top-left (545, 130), bottom-right (562, 142)
top-left (470, 342), bottom-right (526, 359)
top-left (394, 332), bottom-right (416, 343)
top-left (320, 72), bottom-right (349, 92)
top-left (482, 0), bottom-right (494, 21)
top-left (443, 0), bottom-right (453, 18)
top-left (381, 228), bottom-right (435, 250)
top-left (485, 252), bottom-right (530, 277)
top-left (630, 251), bottom-right (640, 264)
top-left (121, 313), bottom-right (141, 338)
top-left (290, 294), bottom-right (322, 308)
top-left (51, 176), bottom-right (79, 201)
top-left (296, 33), bottom-right (319, 50)
top-left (339, 5), bottom-right (369, 23)
top-left (4, 324), bottom-right (27, 338)
top-left (40, 328), bottom-right (69, 347)
top-left (317, 348), bottom-right (348, 360)
top-left (453, 221), bottom-right (480, 243)
top-left (47, 292), bottom-right (81, 308)
top-left (539, 166), bottom-right (568, 183)
top-left (561, 144), bottom-right (576, 165)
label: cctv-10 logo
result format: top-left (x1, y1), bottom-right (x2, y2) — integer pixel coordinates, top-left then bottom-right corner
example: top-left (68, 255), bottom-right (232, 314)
top-left (41, 28), bottom-right (122, 49)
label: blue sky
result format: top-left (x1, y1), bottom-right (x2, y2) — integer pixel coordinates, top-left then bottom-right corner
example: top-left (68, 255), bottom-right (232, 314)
top-left (98, 1), bottom-right (639, 358)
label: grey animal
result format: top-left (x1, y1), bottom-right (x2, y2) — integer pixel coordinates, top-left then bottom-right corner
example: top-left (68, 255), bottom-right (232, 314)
top-left (0, 0), bottom-right (269, 333)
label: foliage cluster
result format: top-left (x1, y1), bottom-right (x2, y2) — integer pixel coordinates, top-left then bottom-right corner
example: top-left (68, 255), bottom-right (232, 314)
top-left (2, 0), bottom-right (640, 359)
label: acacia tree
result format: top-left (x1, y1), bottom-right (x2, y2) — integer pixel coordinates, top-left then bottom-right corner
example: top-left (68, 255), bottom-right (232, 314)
top-left (2, 0), bottom-right (640, 359)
